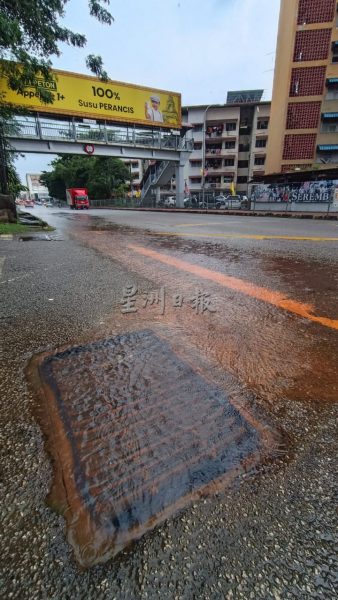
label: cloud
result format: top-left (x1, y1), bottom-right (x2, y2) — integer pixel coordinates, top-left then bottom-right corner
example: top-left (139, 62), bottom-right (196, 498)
top-left (15, 0), bottom-right (280, 179)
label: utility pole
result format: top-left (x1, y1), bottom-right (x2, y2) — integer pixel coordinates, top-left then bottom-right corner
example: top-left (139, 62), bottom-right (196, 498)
top-left (202, 105), bottom-right (212, 206)
top-left (0, 122), bottom-right (9, 194)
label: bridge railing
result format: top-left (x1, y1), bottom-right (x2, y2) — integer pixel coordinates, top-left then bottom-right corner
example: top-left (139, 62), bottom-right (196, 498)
top-left (4, 115), bottom-right (194, 152)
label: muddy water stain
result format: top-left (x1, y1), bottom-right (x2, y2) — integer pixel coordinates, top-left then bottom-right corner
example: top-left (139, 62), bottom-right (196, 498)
top-left (28, 330), bottom-right (277, 568)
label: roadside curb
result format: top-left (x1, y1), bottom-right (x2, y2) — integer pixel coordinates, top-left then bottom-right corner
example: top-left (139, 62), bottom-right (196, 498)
top-left (93, 207), bottom-right (338, 220)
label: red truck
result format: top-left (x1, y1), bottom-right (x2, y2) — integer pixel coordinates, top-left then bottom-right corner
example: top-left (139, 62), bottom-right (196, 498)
top-left (66, 188), bottom-right (90, 210)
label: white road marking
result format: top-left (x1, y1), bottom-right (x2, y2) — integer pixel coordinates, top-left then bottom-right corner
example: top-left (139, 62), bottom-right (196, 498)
top-left (0, 257), bottom-right (5, 278)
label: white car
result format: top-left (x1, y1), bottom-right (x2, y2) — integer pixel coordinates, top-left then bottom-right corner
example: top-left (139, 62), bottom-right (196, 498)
top-left (217, 195), bottom-right (242, 209)
top-left (164, 196), bottom-right (176, 207)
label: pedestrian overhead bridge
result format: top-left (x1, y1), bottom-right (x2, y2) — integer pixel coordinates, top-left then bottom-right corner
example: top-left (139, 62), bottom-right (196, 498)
top-left (4, 114), bottom-right (193, 206)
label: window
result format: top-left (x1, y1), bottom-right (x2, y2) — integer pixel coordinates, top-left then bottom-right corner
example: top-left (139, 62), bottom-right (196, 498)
top-left (224, 158), bottom-right (235, 167)
top-left (237, 176), bottom-right (248, 183)
top-left (225, 141), bottom-right (236, 149)
top-left (254, 156), bottom-right (265, 166)
top-left (257, 120), bottom-right (269, 130)
top-left (239, 143), bottom-right (250, 152)
top-left (255, 138), bottom-right (267, 148)
top-left (192, 123), bottom-right (203, 132)
top-left (226, 122), bottom-right (237, 132)
top-left (238, 160), bottom-right (249, 168)
top-left (193, 142), bottom-right (202, 149)
top-left (190, 177), bottom-right (201, 183)
top-left (190, 160), bottom-right (202, 167)
top-left (326, 89), bottom-right (338, 100)
top-left (321, 122), bottom-right (338, 132)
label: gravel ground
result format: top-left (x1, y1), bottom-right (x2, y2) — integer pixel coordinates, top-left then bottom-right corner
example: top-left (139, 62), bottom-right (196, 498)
top-left (0, 225), bottom-right (337, 599)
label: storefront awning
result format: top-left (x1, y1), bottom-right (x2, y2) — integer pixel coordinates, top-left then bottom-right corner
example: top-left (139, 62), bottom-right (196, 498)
top-left (318, 144), bottom-right (338, 151)
top-left (322, 112), bottom-right (338, 119)
top-left (326, 77), bottom-right (338, 86)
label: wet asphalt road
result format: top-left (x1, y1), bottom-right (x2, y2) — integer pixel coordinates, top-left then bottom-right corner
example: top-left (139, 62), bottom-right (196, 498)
top-left (1, 207), bottom-right (338, 599)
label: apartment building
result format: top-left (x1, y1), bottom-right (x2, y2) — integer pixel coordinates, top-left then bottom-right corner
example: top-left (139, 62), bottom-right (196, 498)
top-left (182, 93), bottom-right (270, 197)
top-left (121, 159), bottom-right (144, 193)
top-left (266, 0), bottom-right (338, 174)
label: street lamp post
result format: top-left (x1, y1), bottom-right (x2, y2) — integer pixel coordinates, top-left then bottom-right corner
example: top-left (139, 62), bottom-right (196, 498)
top-left (202, 104), bottom-right (213, 206)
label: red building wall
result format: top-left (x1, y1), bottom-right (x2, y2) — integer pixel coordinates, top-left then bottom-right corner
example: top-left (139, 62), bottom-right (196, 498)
top-left (297, 0), bottom-right (336, 25)
top-left (290, 66), bottom-right (326, 97)
top-left (293, 29), bottom-right (332, 62)
top-left (283, 134), bottom-right (317, 160)
top-left (286, 102), bottom-right (322, 129)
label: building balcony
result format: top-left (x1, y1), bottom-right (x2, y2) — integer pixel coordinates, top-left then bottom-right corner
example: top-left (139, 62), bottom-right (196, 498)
top-left (321, 112), bottom-right (338, 132)
top-left (205, 148), bottom-right (222, 157)
top-left (205, 149), bottom-right (236, 158)
top-left (206, 168), bottom-right (236, 176)
top-left (189, 166), bottom-right (203, 175)
top-left (255, 128), bottom-right (269, 136)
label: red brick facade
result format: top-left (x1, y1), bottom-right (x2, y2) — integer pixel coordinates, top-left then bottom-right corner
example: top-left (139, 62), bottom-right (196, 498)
top-left (297, 0), bottom-right (336, 25)
top-left (283, 134), bottom-right (317, 160)
top-left (286, 101), bottom-right (321, 129)
top-left (293, 29), bottom-right (332, 62)
top-left (290, 66), bottom-right (326, 97)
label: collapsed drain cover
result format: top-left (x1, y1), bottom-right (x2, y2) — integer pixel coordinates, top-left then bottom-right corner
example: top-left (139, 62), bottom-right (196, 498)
top-left (29, 330), bottom-right (268, 567)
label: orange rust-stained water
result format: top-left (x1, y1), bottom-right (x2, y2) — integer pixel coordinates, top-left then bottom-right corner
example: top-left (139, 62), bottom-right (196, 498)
top-left (71, 224), bottom-right (338, 404)
top-left (128, 245), bottom-right (338, 331)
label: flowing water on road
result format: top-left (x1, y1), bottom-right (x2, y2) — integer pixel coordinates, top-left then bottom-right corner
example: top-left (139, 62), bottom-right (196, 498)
top-left (27, 216), bottom-right (338, 567)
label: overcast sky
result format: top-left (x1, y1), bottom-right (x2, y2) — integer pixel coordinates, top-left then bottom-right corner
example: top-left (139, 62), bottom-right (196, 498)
top-left (16, 0), bottom-right (280, 181)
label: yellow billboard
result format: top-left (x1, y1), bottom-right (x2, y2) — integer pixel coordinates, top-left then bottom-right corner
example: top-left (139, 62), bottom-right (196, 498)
top-left (0, 67), bottom-right (181, 129)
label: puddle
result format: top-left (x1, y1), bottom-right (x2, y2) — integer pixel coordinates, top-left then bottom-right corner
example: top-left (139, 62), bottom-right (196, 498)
top-left (28, 329), bottom-right (276, 568)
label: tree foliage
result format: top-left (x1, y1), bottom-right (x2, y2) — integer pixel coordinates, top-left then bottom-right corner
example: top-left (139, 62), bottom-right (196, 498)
top-left (40, 155), bottom-right (131, 200)
top-left (7, 161), bottom-right (27, 196)
top-left (0, 0), bottom-right (113, 104)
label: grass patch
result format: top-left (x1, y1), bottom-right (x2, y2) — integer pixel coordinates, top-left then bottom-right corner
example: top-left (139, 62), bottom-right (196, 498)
top-left (0, 223), bottom-right (55, 235)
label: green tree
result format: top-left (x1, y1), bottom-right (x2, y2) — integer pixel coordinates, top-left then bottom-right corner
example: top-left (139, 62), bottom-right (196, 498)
top-left (7, 161), bottom-right (26, 196)
top-left (41, 155), bottom-right (131, 200)
top-left (0, 0), bottom-right (113, 196)
top-left (0, 0), bottom-right (113, 104)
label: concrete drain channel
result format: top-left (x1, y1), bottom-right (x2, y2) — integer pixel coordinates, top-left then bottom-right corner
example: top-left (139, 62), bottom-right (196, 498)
top-left (28, 329), bottom-right (275, 568)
